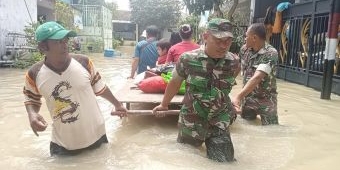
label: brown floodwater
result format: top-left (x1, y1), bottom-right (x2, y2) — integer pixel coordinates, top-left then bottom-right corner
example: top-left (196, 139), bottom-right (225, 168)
top-left (0, 46), bottom-right (339, 170)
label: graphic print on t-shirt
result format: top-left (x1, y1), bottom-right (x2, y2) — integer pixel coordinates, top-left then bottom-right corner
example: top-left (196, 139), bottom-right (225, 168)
top-left (51, 81), bottom-right (79, 123)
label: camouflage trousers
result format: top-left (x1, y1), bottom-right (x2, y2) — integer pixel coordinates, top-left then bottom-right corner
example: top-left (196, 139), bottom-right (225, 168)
top-left (177, 115), bottom-right (235, 162)
top-left (241, 95), bottom-right (278, 125)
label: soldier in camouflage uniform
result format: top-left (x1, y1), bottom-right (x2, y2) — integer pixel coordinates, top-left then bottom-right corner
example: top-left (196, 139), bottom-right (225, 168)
top-left (232, 23), bottom-right (279, 125)
top-left (153, 18), bottom-right (240, 162)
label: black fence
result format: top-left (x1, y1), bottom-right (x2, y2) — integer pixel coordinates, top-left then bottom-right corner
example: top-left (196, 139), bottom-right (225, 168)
top-left (268, 0), bottom-right (340, 95)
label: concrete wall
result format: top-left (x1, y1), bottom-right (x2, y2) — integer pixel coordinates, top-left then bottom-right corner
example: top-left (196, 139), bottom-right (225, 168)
top-left (0, 0), bottom-right (37, 56)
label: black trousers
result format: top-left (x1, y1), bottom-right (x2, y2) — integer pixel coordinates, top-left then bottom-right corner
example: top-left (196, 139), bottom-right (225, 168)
top-left (50, 134), bottom-right (108, 156)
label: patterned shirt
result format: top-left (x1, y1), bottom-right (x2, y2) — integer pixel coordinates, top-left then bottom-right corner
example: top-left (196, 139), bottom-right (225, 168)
top-left (134, 37), bottom-right (158, 74)
top-left (174, 48), bottom-right (240, 132)
top-left (23, 55), bottom-right (106, 150)
top-left (240, 43), bottom-right (278, 99)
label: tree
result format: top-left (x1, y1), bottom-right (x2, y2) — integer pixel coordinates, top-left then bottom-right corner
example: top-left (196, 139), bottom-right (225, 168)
top-left (104, 1), bottom-right (118, 19)
top-left (130, 0), bottom-right (182, 32)
top-left (183, 0), bottom-right (238, 22)
top-left (178, 15), bottom-right (201, 41)
top-left (55, 1), bottom-right (76, 31)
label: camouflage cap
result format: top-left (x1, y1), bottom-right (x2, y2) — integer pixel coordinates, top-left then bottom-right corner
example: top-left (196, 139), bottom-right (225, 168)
top-left (207, 18), bottom-right (233, 38)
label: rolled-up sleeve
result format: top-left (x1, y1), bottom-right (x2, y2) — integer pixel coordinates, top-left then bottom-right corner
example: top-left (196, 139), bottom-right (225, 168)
top-left (256, 63), bottom-right (272, 75)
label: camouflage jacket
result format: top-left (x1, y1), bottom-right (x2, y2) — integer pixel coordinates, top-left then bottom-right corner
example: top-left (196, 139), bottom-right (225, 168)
top-left (240, 43), bottom-right (278, 99)
top-left (176, 48), bottom-right (240, 130)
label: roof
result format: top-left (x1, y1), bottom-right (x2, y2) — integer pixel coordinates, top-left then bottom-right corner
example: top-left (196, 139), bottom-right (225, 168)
top-left (112, 10), bottom-right (131, 21)
top-left (112, 20), bottom-right (135, 24)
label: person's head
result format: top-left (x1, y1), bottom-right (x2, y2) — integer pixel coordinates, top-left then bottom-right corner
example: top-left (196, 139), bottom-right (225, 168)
top-left (146, 25), bottom-right (159, 38)
top-left (179, 24), bottom-right (194, 40)
top-left (245, 23), bottom-right (266, 49)
top-left (156, 38), bottom-right (171, 56)
top-left (203, 18), bottom-right (234, 58)
top-left (35, 21), bottom-right (77, 55)
top-left (169, 32), bottom-right (182, 46)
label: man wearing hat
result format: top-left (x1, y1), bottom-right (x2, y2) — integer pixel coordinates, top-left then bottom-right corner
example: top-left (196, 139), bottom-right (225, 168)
top-left (23, 21), bottom-right (127, 156)
top-left (153, 18), bottom-right (240, 162)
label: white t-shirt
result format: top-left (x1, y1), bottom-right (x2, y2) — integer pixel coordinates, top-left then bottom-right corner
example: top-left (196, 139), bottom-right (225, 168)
top-left (24, 57), bottom-right (106, 150)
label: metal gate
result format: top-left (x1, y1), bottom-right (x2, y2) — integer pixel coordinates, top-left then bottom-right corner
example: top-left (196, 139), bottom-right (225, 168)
top-left (269, 0), bottom-right (340, 95)
top-left (71, 4), bottom-right (113, 52)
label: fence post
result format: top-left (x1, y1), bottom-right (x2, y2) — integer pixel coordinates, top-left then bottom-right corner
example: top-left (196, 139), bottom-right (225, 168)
top-left (321, 0), bottom-right (340, 99)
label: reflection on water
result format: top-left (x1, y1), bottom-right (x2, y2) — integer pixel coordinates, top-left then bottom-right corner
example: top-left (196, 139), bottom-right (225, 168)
top-left (0, 49), bottom-right (339, 170)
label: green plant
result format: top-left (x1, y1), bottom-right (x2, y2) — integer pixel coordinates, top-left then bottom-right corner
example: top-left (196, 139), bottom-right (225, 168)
top-left (85, 37), bottom-right (104, 53)
top-left (23, 22), bottom-right (40, 49)
top-left (229, 25), bottom-right (246, 54)
top-left (11, 22), bottom-right (43, 69)
top-left (112, 39), bottom-right (121, 49)
top-left (13, 52), bottom-right (43, 69)
top-left (55, 1), bottom-right (77, 31)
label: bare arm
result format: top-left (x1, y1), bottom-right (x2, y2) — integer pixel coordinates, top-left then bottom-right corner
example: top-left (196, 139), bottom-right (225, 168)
top-left (152, 76), bottom-right (183, 117)
top-left (25, 104), bottom-right (47, 136)
top-left (161, 78), bottom-right (183, 107)
top-left (98, 86), bottom-right (127, 117)
top-left (232, 70), bottom-right (266, 110)
top-left (129, 57), bottom-right (139, 78)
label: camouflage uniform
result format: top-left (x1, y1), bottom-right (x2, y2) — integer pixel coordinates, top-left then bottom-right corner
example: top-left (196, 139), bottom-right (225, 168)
top-left (240, 43), bottom-right (279, 125)
top-left (174, 47), bottom-right (239, 161)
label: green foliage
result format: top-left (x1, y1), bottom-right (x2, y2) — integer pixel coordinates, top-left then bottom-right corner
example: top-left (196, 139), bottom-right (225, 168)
top-left (228, 8), bottom-right (248, 54)
top-left (105, 1), bottom-right (118, 19)
top-left (183, 0), bottom-right (218, 15)
top-left (130, 0), bottom-right (182, 30)
top-left (85, 37), bottom-right (104, 53)
top-left (229, 26), bottom-right (245, 54)
top-left (13, 52), bottom-right (43, 69)
top-left (183, 0), bottom-right (245, 53)
top-left (55, 1), bottom-right (77, 31)
top-left (23, 22), bottom-right (40, 49)
top-left (183, 0), bottom-right (238, 21)
top-left (11, 21), bottom-right (43, 69)
top-left (178, 15), bottom-right (201, 42)
top-left (112, 37), bottom-right (123, 49)
top-left (183, 0), bottom-right (228, 16)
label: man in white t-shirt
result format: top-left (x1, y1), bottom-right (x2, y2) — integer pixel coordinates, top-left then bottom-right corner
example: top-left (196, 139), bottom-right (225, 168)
top-left (23, 21), bottom-right (127, 156)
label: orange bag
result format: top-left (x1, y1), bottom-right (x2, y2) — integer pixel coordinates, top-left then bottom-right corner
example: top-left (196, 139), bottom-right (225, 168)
top-left (138, 76), bottom-right (167, 93)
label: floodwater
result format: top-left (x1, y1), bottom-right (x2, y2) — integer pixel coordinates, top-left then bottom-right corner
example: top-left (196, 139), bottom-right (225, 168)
top-left (0, 46), bottom-right (339, 170)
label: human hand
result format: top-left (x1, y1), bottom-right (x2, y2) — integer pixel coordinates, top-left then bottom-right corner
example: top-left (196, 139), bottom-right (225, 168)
top-left (111, 105), bottom-right (128, 119)
top-left (28, 113), bottom-right (48, 136)
top-left (231, 95), bottom-right (242, 114)
top-left (277, 2), bottom-right (291, 12)
top-left (152, 104), bottom-right (169, 118)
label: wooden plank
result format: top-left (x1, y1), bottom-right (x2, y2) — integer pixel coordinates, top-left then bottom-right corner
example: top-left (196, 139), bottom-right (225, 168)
top-left (112, 110), bottom-right (180, 116)
top-left (115, 80), bottom-right (183, 104)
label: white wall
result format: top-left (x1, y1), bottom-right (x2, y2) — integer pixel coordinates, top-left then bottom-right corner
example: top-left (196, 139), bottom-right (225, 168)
top-left (0, 0), bottom-right (37, 56)
top-left (102, 6), bottom-right (112, 49)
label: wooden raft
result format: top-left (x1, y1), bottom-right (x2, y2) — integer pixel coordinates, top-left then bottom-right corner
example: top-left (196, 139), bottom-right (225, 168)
top-left (114, 80), bottom-right (183, 116)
